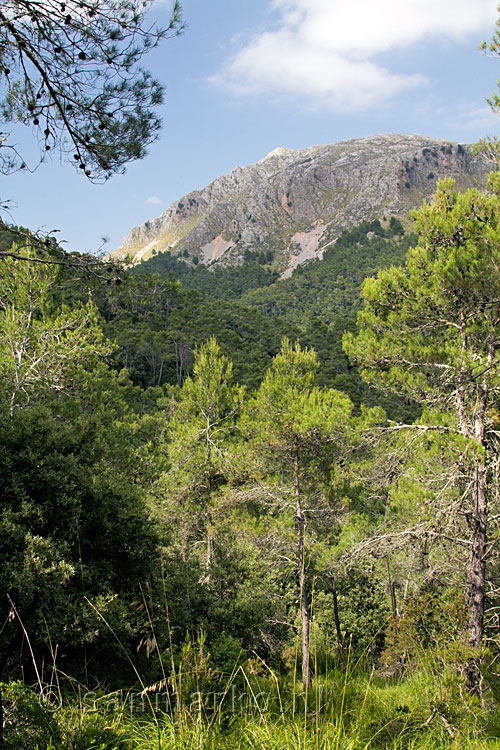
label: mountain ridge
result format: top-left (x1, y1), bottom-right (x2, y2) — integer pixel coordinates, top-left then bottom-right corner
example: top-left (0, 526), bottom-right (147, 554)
top-left (111, 133), bottom-right (491, 274)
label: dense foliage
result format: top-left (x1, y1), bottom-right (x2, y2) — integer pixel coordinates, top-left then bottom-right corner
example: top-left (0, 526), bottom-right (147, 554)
top-left (134, 249), bottom-right (279, 300)
top-left (2, 195), bottom-right (500, 746)
top-left (241, 218), bottom-right (414, 323)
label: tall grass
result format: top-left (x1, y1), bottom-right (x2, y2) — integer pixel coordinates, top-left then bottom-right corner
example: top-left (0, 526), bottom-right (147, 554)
top-left (3, 603), bottom-right (500, 750)
top-left (3, 651), bottom-right (500, 750)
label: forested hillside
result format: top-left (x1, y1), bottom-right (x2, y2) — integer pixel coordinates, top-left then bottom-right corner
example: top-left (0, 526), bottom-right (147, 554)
top-left (3, 175), bottom-right (500, 749)
top-left (127, 216), bottom-right (418, 415)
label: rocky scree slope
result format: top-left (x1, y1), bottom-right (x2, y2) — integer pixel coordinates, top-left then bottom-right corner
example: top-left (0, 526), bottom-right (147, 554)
top-left (112, 133), bottom-right (491, 276)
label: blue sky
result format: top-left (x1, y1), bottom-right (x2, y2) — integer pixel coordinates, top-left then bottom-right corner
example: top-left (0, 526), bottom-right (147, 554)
top-left (2, 0), bottom-right (500, 254)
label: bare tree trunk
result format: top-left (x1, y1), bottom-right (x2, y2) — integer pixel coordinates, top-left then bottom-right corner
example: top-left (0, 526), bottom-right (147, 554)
top-left (459, 315), bottom-right (490, 694)
top-left (294, 450), bottom-right (311, 691)
top-left (331, 576), bottom-right (346, 671)
top-left (206, 532), bottom-right (214, 570)
top-left (332, 577), bottom-right (343, 650)
top-left (465, 462), bottom-right (487, 694)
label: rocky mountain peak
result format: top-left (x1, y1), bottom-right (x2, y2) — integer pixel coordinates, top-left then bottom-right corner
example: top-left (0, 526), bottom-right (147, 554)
top-left (111, 133), bottom-right (491, 274)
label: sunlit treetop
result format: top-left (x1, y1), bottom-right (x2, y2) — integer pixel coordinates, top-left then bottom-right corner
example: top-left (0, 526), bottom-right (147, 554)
top-left (0, 0), bottom-right (183, 182)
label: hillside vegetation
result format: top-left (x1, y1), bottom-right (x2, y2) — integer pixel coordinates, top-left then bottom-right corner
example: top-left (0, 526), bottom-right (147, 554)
top-left (2, 178), bottom-right (500, 749)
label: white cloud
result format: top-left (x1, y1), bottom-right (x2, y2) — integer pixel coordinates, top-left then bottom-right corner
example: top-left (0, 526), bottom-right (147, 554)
top-left (447, 104), bottom-right (500, 134)
top-left (214, 0), bottom-right (498, 112)
top-left (145, 196), bottom-right (162, 205)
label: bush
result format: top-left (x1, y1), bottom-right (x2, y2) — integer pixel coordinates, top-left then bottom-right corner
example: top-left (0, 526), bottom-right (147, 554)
top-left (2, 681), bottom-right (62, 749)
top-left (380, 588), bottom-right (467, 675)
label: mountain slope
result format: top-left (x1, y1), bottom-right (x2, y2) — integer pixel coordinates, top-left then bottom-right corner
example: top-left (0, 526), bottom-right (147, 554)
top-left (112, 133), bottom-right (490, 274)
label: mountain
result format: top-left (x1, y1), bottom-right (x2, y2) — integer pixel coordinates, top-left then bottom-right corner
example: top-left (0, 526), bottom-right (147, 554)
top-left (111, 133), bottom-right (491, 275)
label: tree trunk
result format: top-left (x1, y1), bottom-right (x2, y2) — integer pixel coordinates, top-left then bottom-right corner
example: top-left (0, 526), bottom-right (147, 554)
top-left (465, 461), bottom-right (487, 694)
top-left (332, 577), bottom-right (343, 650)
top-left (459, 316), bottom-right (490, 694)
top-left (294, 450), bottom-right (311, 691)
top-left (332, 576), bottom-right (346, 670)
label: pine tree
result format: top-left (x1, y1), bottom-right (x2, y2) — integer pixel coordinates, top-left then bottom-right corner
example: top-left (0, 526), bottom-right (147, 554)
top-left (344, 173), bottom-right (500, 693)
top-left (0, 0), bottom-right (183, 182)
top-left (242, 338), bottom-right (353, 690)
top-left (163, 337), bottom-right (245, 572)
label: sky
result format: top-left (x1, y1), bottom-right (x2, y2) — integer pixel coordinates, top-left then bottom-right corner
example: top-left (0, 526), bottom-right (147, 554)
top-left (2, 0), bottom-right (500, 254)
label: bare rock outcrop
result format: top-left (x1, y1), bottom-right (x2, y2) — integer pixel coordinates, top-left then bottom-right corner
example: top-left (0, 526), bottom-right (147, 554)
top-left (111, 133), bottom-right (491, 273)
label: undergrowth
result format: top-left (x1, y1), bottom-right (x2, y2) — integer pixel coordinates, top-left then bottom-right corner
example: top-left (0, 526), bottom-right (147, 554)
top-left (3, 654), bottom-right (500, 750)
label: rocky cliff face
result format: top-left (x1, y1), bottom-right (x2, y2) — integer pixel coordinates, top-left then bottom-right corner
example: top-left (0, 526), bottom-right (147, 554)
top-left (111, 133), bottom-right (491, 275)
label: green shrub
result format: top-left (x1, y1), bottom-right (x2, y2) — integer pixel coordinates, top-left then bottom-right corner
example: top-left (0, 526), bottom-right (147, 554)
top-left (2, 681), bottom-right (62, 750)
